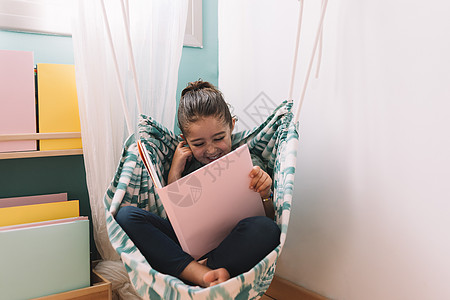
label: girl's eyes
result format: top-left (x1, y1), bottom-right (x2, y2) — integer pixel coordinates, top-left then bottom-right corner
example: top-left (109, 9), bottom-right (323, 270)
top-left (192, 137), bottom-right (224, 147)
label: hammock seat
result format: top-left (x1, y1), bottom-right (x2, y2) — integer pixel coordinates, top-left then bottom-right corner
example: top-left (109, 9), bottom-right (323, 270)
top-left (104, 100), bottom-right (298, 299)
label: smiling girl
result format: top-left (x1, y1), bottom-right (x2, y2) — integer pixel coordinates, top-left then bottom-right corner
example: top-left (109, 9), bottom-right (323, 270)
top-left (116, 81), bottom-right (280, 287)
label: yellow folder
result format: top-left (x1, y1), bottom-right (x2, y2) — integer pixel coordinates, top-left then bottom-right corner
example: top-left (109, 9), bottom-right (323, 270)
top-left (0, 200), bottom-right (79, 227)
top-left (37, 64), bottom-right (82, 150)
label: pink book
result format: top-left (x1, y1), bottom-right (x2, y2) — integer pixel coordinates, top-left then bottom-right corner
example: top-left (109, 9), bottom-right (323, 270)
top-left (0, 50), bottom-right (37, 152)
top-left (138, 142), bottom-right (265, 259)
top-left (0, 193), bottom-right (68, 208)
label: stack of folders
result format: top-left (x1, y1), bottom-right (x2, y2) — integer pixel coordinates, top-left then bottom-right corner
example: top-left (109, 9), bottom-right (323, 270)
top-left (0, 193), bottom-right (90, 300)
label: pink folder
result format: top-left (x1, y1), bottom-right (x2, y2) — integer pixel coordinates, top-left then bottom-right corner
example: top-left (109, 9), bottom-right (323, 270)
top-left (0, 50), bottom-right (37, 152)
top-left (0, 192), bottom-right (68, 208)
top-left (138, 142), bottom-right (265, 259)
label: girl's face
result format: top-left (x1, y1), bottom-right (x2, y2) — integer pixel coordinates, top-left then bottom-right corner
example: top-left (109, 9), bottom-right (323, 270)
top-left (183, 116), bottom-right (235, 165)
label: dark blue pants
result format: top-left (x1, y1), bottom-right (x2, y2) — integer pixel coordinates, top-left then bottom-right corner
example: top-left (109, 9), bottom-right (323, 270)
top-left (115, 206), bottom-right (280, 278)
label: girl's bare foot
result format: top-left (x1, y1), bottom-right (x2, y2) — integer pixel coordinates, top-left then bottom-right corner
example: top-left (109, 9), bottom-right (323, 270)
top-left (203, 268), bottom-right (230, 287)
top-left (180, 261), bottom-right (230, 288)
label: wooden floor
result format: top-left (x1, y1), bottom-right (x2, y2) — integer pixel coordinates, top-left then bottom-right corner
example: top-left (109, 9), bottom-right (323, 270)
top-left (262, 276), bottom-right (328, 300)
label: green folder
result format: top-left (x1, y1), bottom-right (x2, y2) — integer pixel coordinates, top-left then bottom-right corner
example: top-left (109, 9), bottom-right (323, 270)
top-left (0, 219), bottom-right (90, 299)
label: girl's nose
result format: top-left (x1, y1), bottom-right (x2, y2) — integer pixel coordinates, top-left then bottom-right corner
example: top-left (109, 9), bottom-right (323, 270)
top-left (205, 143), bottom-right (215, 155)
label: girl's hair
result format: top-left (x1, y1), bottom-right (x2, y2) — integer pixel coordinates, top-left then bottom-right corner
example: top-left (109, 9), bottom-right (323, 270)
top-left (178, 80), bottom-right (233, 135)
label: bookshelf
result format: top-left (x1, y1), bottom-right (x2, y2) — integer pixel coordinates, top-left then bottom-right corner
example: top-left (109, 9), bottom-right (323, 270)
top-left (0, 132), bottom-right (83, 159)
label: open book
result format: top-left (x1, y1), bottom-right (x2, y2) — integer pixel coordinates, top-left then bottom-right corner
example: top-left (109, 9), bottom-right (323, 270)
top-left (137, 140), bottom-right (265, 259)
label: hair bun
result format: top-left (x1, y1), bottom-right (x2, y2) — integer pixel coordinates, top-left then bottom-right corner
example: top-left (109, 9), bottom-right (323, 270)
top-left (182, 80), bottom-right (215, 96)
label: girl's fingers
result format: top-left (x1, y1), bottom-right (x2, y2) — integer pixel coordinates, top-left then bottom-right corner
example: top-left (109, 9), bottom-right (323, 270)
top-left (249, 168), bottom-right (264, 190)
top-left (249, 167), bottom-right (273, 197)
top-left (183, 145), bottom-right (193, 156)
top-left (173, 142), bottom-right (192, 166)
top-left (176, 141), bottom-right (192, 156)
top-left (249, 166), bottom-right (260, 178)
top-left (256, 175), bottom-right (271, 194)
top-left (256, 176), bottom-right (271, 193)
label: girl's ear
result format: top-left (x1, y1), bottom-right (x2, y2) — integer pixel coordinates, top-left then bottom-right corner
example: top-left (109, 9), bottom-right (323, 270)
top-left (231, 118), bottom-right (236, 132)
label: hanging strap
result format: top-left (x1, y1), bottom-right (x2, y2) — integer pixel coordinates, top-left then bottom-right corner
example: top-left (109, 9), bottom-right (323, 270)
top-left (100, 0), bottom-right (133, 136)
top-left (100, 0), bottom-right (146, 136)
top-left (294, 0), bottom-right (328, 124)
top-left (119, 0), bottom-right (144, 116)
top-left (315, 0), bottom-right (325, 79)
top-left (287, 0), bottom-right (304, 102)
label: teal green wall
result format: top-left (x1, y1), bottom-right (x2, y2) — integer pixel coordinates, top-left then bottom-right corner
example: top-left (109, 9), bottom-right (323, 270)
top-left (177, 0), bottom-right (218, 91)
top-left (0, 0), bottom-right (218, 259)
top-left (175, 0), bottom-right (218, 132)
top-left (0, 31), bottom-right (75, 64)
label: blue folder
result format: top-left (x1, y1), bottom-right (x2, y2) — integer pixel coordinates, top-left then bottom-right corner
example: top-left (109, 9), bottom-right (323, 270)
top-left (0, 219), bottom-right (90, 299)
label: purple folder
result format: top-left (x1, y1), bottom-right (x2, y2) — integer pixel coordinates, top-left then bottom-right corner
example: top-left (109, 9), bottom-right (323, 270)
top-left (140, 143), bottom-right (265, 260)
top-left (0, 193), bottom-right (68, 208)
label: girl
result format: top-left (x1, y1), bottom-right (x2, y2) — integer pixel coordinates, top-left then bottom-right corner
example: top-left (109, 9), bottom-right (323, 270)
top-left (116, 81), bottom-right (280, 287)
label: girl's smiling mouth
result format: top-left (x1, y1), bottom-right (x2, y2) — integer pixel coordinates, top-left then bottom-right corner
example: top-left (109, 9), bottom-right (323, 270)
top-left (205, 153), bottom-right (222, 162)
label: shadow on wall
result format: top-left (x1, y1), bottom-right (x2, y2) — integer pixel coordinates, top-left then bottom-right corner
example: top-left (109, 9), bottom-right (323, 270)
top-left (275, 107), bottom-right (356, 295)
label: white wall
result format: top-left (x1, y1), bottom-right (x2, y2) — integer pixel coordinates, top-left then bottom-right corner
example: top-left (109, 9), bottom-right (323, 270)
top-left (219, 0), bottom-right (450, 299)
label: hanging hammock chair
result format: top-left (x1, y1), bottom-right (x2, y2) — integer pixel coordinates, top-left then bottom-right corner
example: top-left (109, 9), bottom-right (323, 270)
top-left (97, 0), bottom-right (328, 298)
top-left (105, 100), bottom-right (298, 299)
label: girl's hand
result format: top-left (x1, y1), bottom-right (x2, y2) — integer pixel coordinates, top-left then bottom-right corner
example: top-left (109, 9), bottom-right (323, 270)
top-left (249, 166), bottom-right (272, 199)
top-left (168, 141), bottom-right (192, 184)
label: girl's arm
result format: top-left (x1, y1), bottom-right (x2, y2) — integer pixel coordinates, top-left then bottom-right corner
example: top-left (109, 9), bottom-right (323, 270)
top-left (168, 141), bottom-right (193, 184)
top-left (249, 166), bottom-right (275, 219)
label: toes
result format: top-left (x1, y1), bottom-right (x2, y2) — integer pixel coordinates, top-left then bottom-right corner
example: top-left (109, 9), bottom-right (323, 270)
top-left (203, 271), bottom-right (216, 285)
top-left (203, 268), bottom-right (231, 287)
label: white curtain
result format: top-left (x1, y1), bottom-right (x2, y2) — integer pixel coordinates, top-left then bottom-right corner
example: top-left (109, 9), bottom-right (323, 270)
top-left (72, 0), bottom-right (187, 298)
top-left (220, 0), bottom-right (450, 299)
